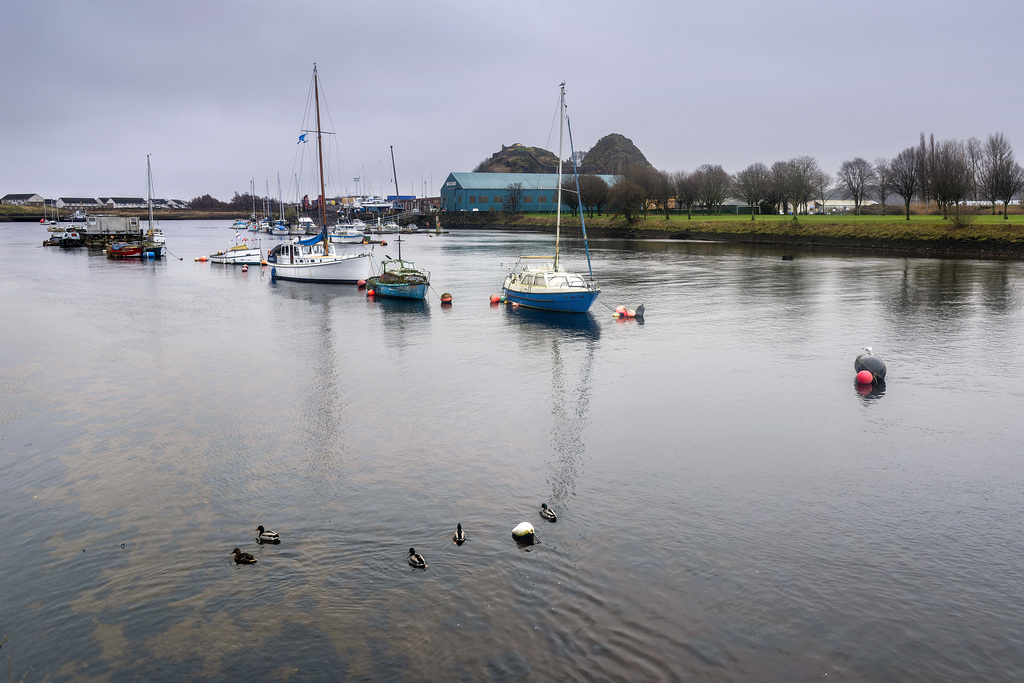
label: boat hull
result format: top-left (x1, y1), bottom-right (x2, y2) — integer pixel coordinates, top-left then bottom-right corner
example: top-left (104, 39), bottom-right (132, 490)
top-left (502, 285), bottom-right (600, 313)
top-left (367, 280), bottom-right (429, 300)
top-left (270, 255), bottom-right (370, 284)
top-left (209, 249), bottom-right (263, 265)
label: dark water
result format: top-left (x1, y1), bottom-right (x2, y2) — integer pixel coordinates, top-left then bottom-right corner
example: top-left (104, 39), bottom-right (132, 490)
top-left (2, 221), bottom-right (1023, 681)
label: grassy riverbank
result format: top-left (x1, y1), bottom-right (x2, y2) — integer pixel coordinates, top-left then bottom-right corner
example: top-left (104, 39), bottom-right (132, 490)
top-left (6, 205), bottom-right (1023, 257)
top-left (462, 212), bottom-right (1024, 258)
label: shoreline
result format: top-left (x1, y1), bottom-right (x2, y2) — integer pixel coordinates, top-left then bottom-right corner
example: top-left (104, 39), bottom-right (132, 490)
top-left (6, 209), bottom-right (1024, 259)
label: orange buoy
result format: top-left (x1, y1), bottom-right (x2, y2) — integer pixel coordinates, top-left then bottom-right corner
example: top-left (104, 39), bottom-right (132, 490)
top-left (615, 305), bottom-right (627, 315)
top-left (357, 279), bottom-right (366, 288)
top-left (380, 240), bottom-right (387, 246)
top-left (490, 294), bottom-right (500, 303)
top-left (440, 293), bottom-right (453, 304)
top-left (626, 309), bottom-right (636, 318)
top-left (856, 370), bottom-right (874, 384)
top-left (367, 289), bottom-right (375, 297)
top-left (260, 260), bottom-right (268, 266)
top-left (242, 265), bottom-right (248, 272)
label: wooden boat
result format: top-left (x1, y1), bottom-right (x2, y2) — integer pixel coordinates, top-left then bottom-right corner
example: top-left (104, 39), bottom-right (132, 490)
top-left (365, 147), bottom-right (430, 300)
top-left (105, 241), bottom-right (144, 258)
top-left (366, 255), bottom-right (430, 300)
top-left (502, 82), bottom-right (599, 313)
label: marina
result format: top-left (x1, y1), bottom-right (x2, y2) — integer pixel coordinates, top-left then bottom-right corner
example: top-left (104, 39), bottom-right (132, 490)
top-left (3, 220), bottom-right (1024, 679)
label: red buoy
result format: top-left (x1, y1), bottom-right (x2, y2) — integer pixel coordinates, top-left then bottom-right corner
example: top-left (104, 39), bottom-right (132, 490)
top-left (241, 265), bottom-right (248, 272)
top-left (357, 279), bottom-right (366, 288)
top-left (367, 289), bottom-right (375, 297)
top-left (490, 294), bottom-right (500, 303)
top-left (856, 370), bottom-right (873, 384)
top-left (440, 293), bottom-right (453, 304)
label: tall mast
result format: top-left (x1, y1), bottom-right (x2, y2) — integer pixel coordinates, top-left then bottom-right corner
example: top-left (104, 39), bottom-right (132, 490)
top-left (314, 63), bottom-right (328, 254)
top-left (554, 81), bottom-right (565, 271)
top-left (390, 144), bottom-right (401, 261)
top-left (147, 154), bottom-right (154, 229)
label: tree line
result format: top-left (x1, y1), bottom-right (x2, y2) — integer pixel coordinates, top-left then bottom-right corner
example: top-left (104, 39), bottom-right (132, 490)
top-left (506, 132), bottom-right (1024, 225)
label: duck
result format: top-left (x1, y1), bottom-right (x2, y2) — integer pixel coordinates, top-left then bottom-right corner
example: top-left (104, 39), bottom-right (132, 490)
top-left (540, 503), bottom-right (557, 522)
top-left (255, 525), bottom-right (280, 545)
top-left (231, 548), bottom-right (257, 564)
top-left (453, 523), bottom-right (466, 545)
top-left (408, 547), bottom-right (427, 569)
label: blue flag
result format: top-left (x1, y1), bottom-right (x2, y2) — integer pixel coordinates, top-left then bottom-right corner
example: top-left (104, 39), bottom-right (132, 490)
top-left (297, 133), bottom-right (307, 144)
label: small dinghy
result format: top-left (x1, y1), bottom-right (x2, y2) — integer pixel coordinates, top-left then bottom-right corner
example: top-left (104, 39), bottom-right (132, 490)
top-left (855, 347), bottom-right (887, 384)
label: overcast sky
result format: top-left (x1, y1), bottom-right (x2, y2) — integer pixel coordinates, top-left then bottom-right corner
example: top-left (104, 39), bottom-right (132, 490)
top-left (4, 0), bottom-right (1022, 203)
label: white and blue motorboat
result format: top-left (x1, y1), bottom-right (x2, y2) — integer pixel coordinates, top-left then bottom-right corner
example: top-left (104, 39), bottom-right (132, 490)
top-left (502, 81), bottom-right (599, 314)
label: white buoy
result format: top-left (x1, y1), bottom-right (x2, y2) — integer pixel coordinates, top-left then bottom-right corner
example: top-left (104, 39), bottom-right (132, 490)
top-left (512, 521), bottom-right (536, 544)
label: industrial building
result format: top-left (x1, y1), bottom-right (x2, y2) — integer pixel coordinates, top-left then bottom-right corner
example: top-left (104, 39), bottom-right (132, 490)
top-left (439, 172), bottom-right (620, 212)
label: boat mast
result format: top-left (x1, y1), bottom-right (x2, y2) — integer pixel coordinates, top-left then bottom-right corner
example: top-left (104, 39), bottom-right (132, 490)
top-left (390, 144), bottom-right (401, 261)
top-left (314, 64), bottom-right (329, 255)
top-left (554, 81), bottom-right (565, 272)
top-left (147, 154), bottom-right (154, 229)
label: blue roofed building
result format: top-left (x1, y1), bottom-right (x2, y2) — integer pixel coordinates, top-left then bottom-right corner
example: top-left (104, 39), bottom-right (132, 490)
top-left (439, 172), bottom-right (620, 212)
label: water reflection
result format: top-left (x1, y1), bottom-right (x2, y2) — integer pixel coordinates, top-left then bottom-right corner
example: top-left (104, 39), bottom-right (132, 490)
top-left (501, 306), bottom-right (598, 504)
top-left (854, 380), bottom-right (886, 401)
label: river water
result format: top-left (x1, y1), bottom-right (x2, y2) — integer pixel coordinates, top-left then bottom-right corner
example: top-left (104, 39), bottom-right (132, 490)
top-left (2, 221), bottom-right (1023, 681)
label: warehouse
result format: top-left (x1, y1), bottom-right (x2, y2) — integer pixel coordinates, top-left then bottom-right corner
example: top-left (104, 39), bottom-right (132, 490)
top-left (439, 172), bottom-right (620, 212)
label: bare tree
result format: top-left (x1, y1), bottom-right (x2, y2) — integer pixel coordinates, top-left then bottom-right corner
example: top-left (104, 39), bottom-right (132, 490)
top-left (732, 162), bottom-right (770, 220)
top-left (836, 157), bottom-right (875, 215)
top-left (890, 147), bottom-right (921, 221)
top-left (623, 165), bottom-right (660, 218)
top-left (768, 161), bottom-right (791, 214)
top-left (965, 136), bottom-right (983, 202)
top-left (577, 175), bottom-right (608, 218)
top-left (812, 168), bottom-right (836, 215)
top-left (695, 164), bottom-right (731, 215)
top-left (786, 156), bottom-right (820, 216)
top-left (873, 157), bottom-right (892, 215)
top-left (655, 170), bottom-right (673, 220)
top-left (979, 132), bottom-right (1024, 218)
top-left (503, 182), bottom-right (523, 216)
top-left (608, 179), bottom-right (646, 224)
top-left (930, 139), bottom-right (973, 218)
top-left (560, 176), bottom-right (579, 217)
top-left (673, 171), bottom-right (700, 219)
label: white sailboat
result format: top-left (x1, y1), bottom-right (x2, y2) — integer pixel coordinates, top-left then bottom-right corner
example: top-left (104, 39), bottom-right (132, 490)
top-left (502, 82), bottom-right (599, 313)
top-left (267, 64), bottom-right (372, 284)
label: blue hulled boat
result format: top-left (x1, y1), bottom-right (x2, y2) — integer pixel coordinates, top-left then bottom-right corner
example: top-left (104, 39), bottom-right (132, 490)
top-left (502, 82), bottom-right (599, 314)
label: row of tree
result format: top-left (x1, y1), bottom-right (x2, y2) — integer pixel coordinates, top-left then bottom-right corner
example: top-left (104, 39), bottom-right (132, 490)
top-left (512, 133), bottom-right (1024, 224)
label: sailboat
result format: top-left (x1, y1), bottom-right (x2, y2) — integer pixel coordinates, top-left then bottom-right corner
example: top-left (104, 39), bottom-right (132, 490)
top-left (266, 65), bottom-right (373, 284)
top-left (106, 155), bottom-right (164, 259)
top-left (502, 82), bottom-right (599, 313)
top-left (365, 146), bottom-right (430, 300)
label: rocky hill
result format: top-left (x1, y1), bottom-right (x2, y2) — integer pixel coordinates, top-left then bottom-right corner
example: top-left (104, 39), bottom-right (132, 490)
top-left (577, 134), bottom-right (652, 174)
top-left (473, 134), bottom-right (652, 175)
top-left (473, 143), bottom-right (560, 173)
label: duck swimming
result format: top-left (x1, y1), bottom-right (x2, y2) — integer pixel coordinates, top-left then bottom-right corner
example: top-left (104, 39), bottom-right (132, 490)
top-left (231, 548), bottom-right (257, 564)
top-left (453, 523), bottom-right (466, 545)
top-left (540, 503), bottom-right (557, 522)
top-left (255, 525), bottom-right (280, 544)
top-left (408, 547), bottom-right (427, 569)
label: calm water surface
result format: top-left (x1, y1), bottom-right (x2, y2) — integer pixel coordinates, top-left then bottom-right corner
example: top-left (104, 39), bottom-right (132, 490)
top-left (2, 221), bottom-right (1023, 681)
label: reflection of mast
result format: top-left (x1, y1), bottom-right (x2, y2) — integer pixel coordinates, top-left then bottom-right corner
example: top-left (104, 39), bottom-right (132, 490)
top-left (547, 335), bottom-right (596, 503)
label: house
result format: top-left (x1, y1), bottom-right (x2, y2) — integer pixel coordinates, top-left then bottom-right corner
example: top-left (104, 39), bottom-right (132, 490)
top-left (103, 197), bottom-right (147, 209)
top-left (1, 193), bottom-right (44, 206)
top-left (439, 172), bottom-right (621, 212)
top-left (56, 197), bottom-right (101, 209)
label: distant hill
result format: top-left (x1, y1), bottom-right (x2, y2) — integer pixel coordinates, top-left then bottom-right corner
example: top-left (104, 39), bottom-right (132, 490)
top-left (578, 134), bottom-right (652, 174)
top-left (473, 143), bottom-right (560, 174)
